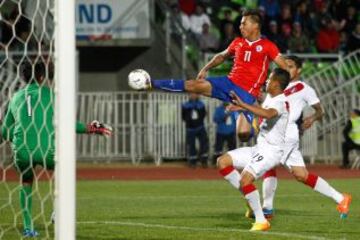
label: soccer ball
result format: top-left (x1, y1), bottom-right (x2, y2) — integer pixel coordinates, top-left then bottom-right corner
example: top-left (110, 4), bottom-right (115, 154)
top-left (128, 69), bottom-right (151, 90)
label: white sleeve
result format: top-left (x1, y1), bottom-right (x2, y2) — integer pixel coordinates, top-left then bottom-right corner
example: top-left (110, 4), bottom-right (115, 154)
top-left (268, 99), bottom-right (286, 116)
top-left (181, 14), bottom-right (191, 31)
top-left (304, 86), bottom-right (320, 106)
top-left (261, 94), bottom-right (270, 107)
top-left (204, 15), bottom-right (211, 26)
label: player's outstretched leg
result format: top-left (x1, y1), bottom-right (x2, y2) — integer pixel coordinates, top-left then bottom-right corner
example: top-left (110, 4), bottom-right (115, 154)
top-left (241, 172), bottom-right (270, 231)
top-left (131, 76), bottom-right (213, 96)
top-left (292, 166), bottom-right (352, 218)
top-left (261, 169), bottom-right (277, 219)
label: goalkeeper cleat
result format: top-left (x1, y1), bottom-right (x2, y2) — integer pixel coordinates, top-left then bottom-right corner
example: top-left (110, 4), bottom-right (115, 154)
top-left (23, 229), bottom-right (39, 237)
top-left (337, 193), bottom-right (352, 219)
top-left (87, 121), bottom-right (113, 136)
top-left (263, 208), bottom-right (274, 220)
top-left (249, 221), bottom-right (270, 231)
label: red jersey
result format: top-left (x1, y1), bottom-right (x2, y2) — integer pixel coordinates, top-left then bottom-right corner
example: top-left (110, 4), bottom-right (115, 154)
top-left (227, 37), bottom-right (280, 97)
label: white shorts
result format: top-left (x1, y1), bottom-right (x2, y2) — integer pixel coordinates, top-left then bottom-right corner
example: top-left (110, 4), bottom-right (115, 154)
top-left (227, 143), bottom-right (283, 179)
top-left (280, 142), bottom-right (306, 169)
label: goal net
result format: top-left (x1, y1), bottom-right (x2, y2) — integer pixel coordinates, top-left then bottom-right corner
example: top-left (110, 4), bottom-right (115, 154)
top-left (0, 1), bottom-right (75, 239)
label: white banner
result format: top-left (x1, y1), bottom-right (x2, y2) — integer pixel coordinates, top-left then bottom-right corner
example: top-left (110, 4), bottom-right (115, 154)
top-left (76, 0), bottom-right (150, 40)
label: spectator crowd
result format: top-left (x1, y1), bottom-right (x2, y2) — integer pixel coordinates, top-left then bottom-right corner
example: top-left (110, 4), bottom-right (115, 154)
top-left (166, 0), bottom-right (360, 54)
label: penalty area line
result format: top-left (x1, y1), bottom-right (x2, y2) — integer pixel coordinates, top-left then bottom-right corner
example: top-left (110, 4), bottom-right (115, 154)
top-left (78, 220), bottom-right (330, 240)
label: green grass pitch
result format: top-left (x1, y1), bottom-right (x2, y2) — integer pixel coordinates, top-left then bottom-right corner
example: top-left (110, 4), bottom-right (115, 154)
top-left (0, 179), bottom-right (359, 239)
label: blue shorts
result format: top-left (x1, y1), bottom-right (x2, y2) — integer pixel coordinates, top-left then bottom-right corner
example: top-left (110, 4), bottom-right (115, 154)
top-left (207, 76), bottom-right (256, 124)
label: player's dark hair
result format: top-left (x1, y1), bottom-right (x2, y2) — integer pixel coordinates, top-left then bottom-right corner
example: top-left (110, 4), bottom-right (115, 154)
top-left (353, 109), bottom-right (360, 116)
top-left (286, 55), bottom-right (303, 69)
top-left (21, 60), bottom-right (46, 83)
top-left (242, 9), bottom-right (262, 28)
top-left (272, 68), bottom-right (290, 90)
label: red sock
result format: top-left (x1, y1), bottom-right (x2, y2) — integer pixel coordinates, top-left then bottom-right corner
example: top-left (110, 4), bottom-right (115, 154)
top-left (241, 184), bottom-right (257, 195)
top-left (262, 169), bottom-right (277, 179)
top-left (219, 166), bottom-right (235, 176)
top-left (305, 173), bottom-right (318, 188)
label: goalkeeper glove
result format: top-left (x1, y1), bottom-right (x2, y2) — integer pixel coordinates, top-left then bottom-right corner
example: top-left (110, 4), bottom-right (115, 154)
top-left (87, 120), bottom-right (113, 136)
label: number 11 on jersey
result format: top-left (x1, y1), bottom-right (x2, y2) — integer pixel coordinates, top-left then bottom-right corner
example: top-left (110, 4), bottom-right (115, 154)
top-left (244, 51), bottom-right (251, 62)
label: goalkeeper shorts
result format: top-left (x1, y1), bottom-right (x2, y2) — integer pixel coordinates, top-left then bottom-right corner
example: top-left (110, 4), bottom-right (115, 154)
top-left (13, 147), bottom-right (55, 182)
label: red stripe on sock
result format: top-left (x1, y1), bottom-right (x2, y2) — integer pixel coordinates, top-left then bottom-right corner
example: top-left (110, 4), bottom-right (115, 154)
top-left (262, 169), bottom-right (277, 179)
top-left (241, 184), bottom-right (257, 195)
top-left (219, 166), bottom-right (235, 176)
top-left (305, 173), bottom-right (318, 188)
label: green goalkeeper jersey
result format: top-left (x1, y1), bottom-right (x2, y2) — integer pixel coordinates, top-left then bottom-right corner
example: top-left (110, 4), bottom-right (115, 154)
top-left (1, 83), bottom-right (87, 157)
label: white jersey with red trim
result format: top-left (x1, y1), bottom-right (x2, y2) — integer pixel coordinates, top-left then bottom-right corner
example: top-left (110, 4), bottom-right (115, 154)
top-left (283, 80), bottom-right (320, 142)
top-left (257, 94), bottom-right (289, 146)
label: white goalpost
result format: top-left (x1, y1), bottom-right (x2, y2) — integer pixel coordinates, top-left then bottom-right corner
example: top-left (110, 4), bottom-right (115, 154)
top-left (0, 0), bottom-right (76, 238)
top-left (55, 0), bottom-right (76, 240)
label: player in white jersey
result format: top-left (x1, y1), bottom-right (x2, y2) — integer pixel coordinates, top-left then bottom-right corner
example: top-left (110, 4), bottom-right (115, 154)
top-left (217, 68), bottom-right (290, 231)
top-left (260, 56), bottom-right (352, 220)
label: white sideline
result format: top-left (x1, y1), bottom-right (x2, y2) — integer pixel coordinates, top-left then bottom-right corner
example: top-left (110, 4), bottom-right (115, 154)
top-left (77, 221), bottom-right (330, 240)
top-left (0, 194), bottom-right (319, 201)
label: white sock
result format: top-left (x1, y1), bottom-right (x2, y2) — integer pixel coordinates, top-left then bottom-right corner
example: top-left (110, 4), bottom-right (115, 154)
top-left (219, 166), bottom-right (241, 189)
top-left (262, 176), bottom-right (277, 210)
top-left (243, 185), bottom-right (266, 223)
top-left (314, 177), bottom-right (344, 203)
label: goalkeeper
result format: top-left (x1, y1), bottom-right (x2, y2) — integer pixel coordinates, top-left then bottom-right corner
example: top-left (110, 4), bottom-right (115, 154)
top-left (1, 61), bottom-right (112, 237)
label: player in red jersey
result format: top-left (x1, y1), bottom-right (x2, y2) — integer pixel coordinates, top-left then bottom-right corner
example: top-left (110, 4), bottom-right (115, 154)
top-left (131, 10), bottom-right (287, 141)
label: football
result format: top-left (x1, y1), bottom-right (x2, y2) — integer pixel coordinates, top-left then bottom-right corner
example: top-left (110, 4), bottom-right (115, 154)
top-left (128, 69), bottom-right (151, 90)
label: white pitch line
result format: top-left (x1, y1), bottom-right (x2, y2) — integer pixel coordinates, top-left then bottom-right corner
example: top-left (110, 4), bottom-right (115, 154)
top-left (0, 194), bottom-right (327, 201)
top-left (77, 220), bottom-right (331, 240)
top-left (0, 194), bottom-right (316, 201)
top-left (75, 194), bottom-right (319, 200)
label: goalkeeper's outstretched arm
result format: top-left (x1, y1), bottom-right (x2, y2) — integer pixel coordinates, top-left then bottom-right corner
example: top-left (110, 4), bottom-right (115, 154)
top-left (76, 121), bottom-right (113, 136)
top-left (1, 105), bottom-right (15, 142)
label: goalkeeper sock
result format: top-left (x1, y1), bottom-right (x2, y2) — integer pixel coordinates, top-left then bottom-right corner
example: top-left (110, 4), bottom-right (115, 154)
top-left (242, 184), bottom-right (266, 223)
top-left (305, 173), bottom-right (343, 203)
top-left (262, 169), bottom-right (277, 210)
top-left (20, 185), bottom-right (33, 231)
top-left (219, 166), bottom-right (241, 189)
top-left (152, 79), bottom-right (185, 92)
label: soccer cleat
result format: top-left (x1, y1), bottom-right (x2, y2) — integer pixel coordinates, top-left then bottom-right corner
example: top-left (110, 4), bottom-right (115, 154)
top-left (249, 221), bottom-right (271, 231)
top-left (262, 208), bottom-right (274, 220)
top-left (23, 229), bottom-right (39, 237)
top-left (337, 193), bottom-right (352, 219)
top-left (245, 208), bottom-right (274, 220)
